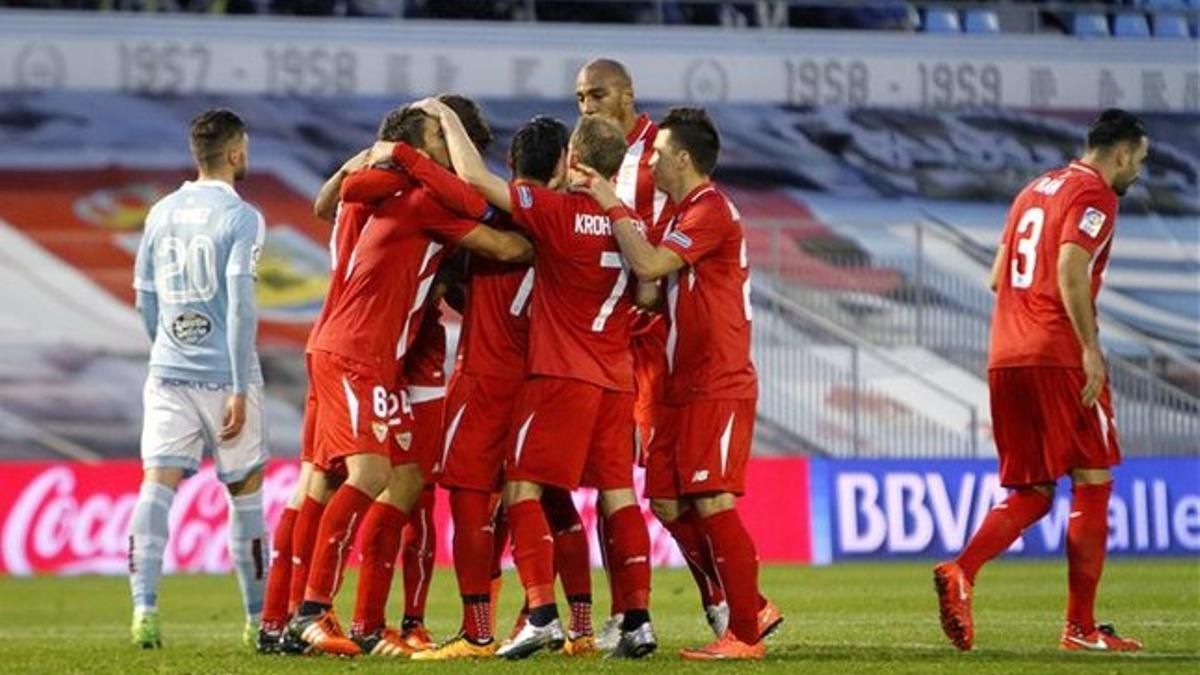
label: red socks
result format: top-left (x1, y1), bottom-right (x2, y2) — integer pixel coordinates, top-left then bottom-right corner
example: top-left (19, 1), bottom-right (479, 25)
top-left (288, 496), bottom-right (326, 614)
top-left (303, 484), bottom-right (374, 606)
top-left (508, 499), bottom-right (557, 610)
top-left (260, 506), bottom-right (297, 631)
top-left (543, 489), bottom-right (592, 635)
top-left (605, 505), bottom-right (651, 612)
top-left (402, 487), bottom-right (437, 623)
top-left (349, 500), bottom-right (408, 635)
top-left (1067, 482), bottom-right (1112, 633)
top-left (956, 488), bottom-right (1053, 584)
top-left (701, 509), bottom-right (762, 645)
top-left (451, 489), bottom-right (495, 643)
top-left (664, 508), bottom-right (726, 608)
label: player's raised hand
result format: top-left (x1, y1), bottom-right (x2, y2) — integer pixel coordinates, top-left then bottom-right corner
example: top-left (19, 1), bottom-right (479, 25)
top-left (569, 163), bottom-right (621, 209)
top-left (220, 393), bottom-right (247, 441)
top-left (342, 148), bottom-right (371, 173)
top-left (1080, 345), bottom-right (1106, 408)
top-left (367, 140), bottom-right (396, 167)
top-left (412, 97), bottom-right (451, 119)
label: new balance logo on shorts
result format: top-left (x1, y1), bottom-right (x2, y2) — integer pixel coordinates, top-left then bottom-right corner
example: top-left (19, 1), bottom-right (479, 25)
top-left (691, 470), bottom-right (709, 483)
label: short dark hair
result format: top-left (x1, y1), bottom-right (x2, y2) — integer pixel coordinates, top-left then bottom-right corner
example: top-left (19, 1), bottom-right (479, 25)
top-left (377, 105), bottom-right (428, 146)
top-left (438, 93), bottom-right (494, 153)
top-left (1086, 108), bottom-right (1147, 151)
top-left (510, 116), bottom-right (570, 184)
top-left (188, 108), bottom-right (246, 170)
top-left (571, 115), bottom-right (627, 179)
top-left (659, 107), bottom-right (720, 175)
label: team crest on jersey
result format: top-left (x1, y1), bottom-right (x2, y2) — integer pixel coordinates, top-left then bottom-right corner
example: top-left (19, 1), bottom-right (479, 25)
top-left (170, 311), bottom-right (212, 345)
top-left (394, 430), bottom-right (413, 451)
top-left (665, 230), bottom-right (693, 249)
top-left (372, 421), bottom-right (388, 443)
top-left (517, 185), bottom-right (534, 209)
top-left (1079, 207), bottom-right (1106, 238)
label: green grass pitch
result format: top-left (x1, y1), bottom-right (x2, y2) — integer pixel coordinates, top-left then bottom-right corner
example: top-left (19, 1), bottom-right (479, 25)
top-left (2, 559), bottom-right (1197, 674)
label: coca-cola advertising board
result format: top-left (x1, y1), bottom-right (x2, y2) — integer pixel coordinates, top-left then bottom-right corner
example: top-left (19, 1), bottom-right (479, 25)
top-left (0, 457), bottom-right (812, 576)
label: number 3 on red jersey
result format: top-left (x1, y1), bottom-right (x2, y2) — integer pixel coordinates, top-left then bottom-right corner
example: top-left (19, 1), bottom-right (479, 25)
top-left (1010, 207), bottom-right (1045, 289)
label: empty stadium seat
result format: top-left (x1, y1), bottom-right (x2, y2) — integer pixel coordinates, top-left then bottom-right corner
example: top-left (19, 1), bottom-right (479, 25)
top-left (963, 9), bottom-right (1000, 34)
top-left (922, 7), bottom-right (961, 33)
top-left (1114, 13), bottom-right (1151, 37)
top-left (1072, 12), bottom-right (1110, 37)
top-left (1140, 0), bottom-right (1186, 8)
top-left (1152, 12), bottom-right (1191, 37)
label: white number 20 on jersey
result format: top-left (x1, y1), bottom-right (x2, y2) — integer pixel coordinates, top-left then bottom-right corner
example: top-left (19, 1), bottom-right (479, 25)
top-left (156, 235), bottom-right (218, 303)
top-left (1010, 207), bottom-right (1045, 289)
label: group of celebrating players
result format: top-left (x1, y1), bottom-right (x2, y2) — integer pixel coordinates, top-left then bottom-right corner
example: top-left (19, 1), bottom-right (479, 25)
top-left (126, 50), bottom-right (1150, 661)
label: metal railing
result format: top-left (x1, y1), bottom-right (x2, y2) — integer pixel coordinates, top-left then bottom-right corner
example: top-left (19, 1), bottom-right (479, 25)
top-left (753, 280), bottom-right (985, 458)
top-left (748, 220), bottom-right (1200, 457)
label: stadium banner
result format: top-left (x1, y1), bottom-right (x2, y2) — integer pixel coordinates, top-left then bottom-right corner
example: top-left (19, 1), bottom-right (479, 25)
top-left (809, 457), bottom-right (1200, 563)
top-left (0, 456), bottom-right (811, 576)
top-left (0, 12), bottom-right (1196, 111)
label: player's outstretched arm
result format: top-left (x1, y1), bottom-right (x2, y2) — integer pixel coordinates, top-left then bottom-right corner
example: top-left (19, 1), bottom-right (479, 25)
top-left (313, 149), bottom-right (370, 222)
top-left (374, 141), bottom-right (493, 221)
top-left (571, 164), bottom-right (684, 282)
top-left (1058, 242), bottom-right (1105, 407)
top-left (458, 225), bottom-right (533, 264)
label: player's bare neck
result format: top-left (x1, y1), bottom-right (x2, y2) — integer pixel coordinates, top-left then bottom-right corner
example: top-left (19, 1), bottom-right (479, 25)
top-left (196, 170), bottom-right (236, 187)
top-left (1078, 152), bottom-right (1117, 191)
top-left (673, 172), bottom-right (709, 205)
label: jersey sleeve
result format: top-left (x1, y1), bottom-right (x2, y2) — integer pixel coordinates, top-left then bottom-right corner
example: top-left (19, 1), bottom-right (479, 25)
top-left (660, 197), bottom-right (731, 266)
top-left (341, 167), bottom-right (408, 204)
top-left (1059, 187), bottom-right (1117, 255)
top-left (390, 142), bottom-right (495, 222)
top-left (507, 182), bottom-right (566, 244)
top-left (416, 189), bottom-right (481, 244)
top-left (226, 206), bottom-right (266, 278)
top-left (132, 221), bottom-right (156, 293)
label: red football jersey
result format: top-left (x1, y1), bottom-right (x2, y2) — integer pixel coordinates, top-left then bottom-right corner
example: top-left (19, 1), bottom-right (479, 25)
top-left (507, 182), bottom-right (635, 392)
top-left (616, 113), bottom-right (673, 238)
top-left (311, 185), bottom-right (477, 383)
top-left (403, 303), bottom-right (447, 389)
top-left (457, 216), bottom-right (533, 381)
top-left (659, 181), bottom-right (757, 403)
top-left (305, 170), bottom-right (415, 354)
top-left (989, 160), bottom-right (1119, 369)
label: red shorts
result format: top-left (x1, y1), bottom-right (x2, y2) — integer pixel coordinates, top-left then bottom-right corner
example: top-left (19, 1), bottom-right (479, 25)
top-left (989, 367), bottom-right (1121, 487)
top-left (399, 390), bottom-right (444, 482)
top-left (310, 350), bottom-right (408, 475)
top-left (437, 371), bottom-right (523, 492)
top-left (300, 354), bottom-right (318, 463)
top-left (505, 377), bottom-right (635, 492)
top-left (632, 328), bottom-right (667, 467)
top-left (645, 398), bottom-right (756, 499)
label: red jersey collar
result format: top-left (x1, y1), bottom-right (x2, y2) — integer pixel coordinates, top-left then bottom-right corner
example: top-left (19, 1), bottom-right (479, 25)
top-left (1069, 159), bottom-right (1102, 179)
top-left (678, 180), bottom-right (717, 209)
top-left (627, 113), bottom-right (653, 145)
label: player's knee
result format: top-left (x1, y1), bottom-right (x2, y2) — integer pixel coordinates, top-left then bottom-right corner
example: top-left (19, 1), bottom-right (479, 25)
top-left (384, 464), bottom-right (424, 513)
top-left (346, 454), bottom-right (391, 496)
top-left (143, 467), bottom-right (185, 491)
top-left (692, 493), bottom-right (735, 518)
top-left (503, 480), bottom-right (541, 507)
top-left (1070, 468), bottom-right (1112, 486)
top-left (225, 467), bottom-right (264, 496)
top-left (598, 488), bottom-right (636, 517)
top-left (650, 498), bottom-right (680, 523)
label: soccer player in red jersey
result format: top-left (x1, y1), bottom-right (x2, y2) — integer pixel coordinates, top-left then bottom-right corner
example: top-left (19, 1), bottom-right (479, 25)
top-left (934, 109), bottom-right (1148, 653)
top-left (577, 58), bottom-right (729, 644)
top-left (575, 107), bottom-right (782, 660)
top-left (377, 100), bottom-right (661, 660)
top-left (405, 116), bottom-right (602, 661)
top-left (284, 103), bottom-right (532, 657)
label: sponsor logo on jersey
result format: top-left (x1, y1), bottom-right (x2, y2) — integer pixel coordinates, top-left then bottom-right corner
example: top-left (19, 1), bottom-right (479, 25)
top-left (666, 230), bottom-right (693, 249)
top-left (170, 311), bottom-right (213, 345)
top-left (1079, 207), bottom-right (1106, 238)
top-left (517, 185), bottom-right (533, 209)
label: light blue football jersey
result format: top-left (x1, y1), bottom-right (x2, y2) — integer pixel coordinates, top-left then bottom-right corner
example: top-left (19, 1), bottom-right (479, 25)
top-left (133, 180), bottom-right (264, 387)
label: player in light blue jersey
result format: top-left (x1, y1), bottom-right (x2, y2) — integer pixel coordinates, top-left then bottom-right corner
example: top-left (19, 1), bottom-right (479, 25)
top-left (128, 108), bottom-right (268, 650)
